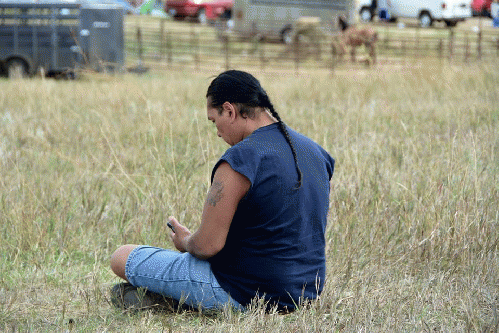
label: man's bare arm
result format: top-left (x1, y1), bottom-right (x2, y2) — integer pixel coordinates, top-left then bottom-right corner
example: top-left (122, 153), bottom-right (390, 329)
top-left (170, 162), bottom-right (250, 259)
top-left (207, 180), bottom-right (224, 207)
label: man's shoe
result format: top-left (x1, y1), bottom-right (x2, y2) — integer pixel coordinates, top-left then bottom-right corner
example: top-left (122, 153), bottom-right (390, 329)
top-left (110, 283), bottom-right (179, 311)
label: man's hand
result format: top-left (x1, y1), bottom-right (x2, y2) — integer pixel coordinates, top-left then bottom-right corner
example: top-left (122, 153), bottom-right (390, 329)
top-left (168, 216), bottom-right (192, 252)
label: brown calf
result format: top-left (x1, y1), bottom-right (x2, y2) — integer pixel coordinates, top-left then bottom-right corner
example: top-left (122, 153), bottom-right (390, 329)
top-left (334, 16), bottom-right (378, 65)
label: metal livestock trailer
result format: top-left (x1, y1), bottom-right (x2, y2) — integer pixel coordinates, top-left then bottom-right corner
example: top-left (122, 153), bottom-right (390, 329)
top-left (0, 1), bottom-right (124, 78)
top-left (232, 0), bottom-right (356, 43)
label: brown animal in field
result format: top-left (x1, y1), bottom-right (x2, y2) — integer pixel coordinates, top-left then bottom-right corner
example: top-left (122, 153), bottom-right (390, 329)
top-left (334, 16), bottom-right (378, 65)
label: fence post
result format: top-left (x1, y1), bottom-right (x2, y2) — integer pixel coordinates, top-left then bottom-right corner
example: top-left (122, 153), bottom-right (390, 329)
top-left (259, 37), bottom-right (266, 71)
top-left (137, 27), bottom-right (143, 65)
top-left (167, 29), bottom-right (172, 65)
top-left (224, 34), bottom-right (230, 70)
top-left (191, 23), bottom-right (199, 69)
top-left (477, 28), bottom-right (482, 60)
top-left (438, 39), bottom-right (443, 63)
top-left (415, 24), bottom-right (420, 59)
top-left (465, 33), bottom-right (470, 62)
top-left (448, 28), bottom-right (454, 61)
top-left (330, 40), bottom-right (337, 75)
top-left (294, 39), bottom-right (300, 75)
top-left (159, 19), bottom-right (164, 61)
top-left (477, 16), bottom-right (483, 60)
top-left (383, 24), bottom-right (389, 51)
top-left (315, 35), bottom-right (322, 61)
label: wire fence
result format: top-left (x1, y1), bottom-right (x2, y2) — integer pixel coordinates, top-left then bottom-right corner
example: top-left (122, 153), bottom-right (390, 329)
top-left (124, 18), bottom-right (499, 73)
top-left (377, 23), bottom-right (499, 63)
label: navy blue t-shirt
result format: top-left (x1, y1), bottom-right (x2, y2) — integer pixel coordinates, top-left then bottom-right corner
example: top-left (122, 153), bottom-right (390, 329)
top-left (208, 123), bottom-right (335, 310)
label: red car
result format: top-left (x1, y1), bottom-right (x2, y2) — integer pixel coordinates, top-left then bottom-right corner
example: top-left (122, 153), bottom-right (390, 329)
top-left (165, 0), bottom-right (233, 24)
top-left (471, 0), bottom-right (493, 16)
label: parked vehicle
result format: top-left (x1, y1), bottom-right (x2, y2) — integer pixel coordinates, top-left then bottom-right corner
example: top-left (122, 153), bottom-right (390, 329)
top-left (471, 0), bottom-right (493, 17)
top-left (232, 0), bottom-right (355, 44)
top-left (165, 0), bottom-right (233, 24)
top-left (84, 0), bottom-right (139, 15)
top-left (358, 0), bottom-right (395, 22)
top-left (0, 1), bottom-right (124, 78)
top-left (138, 0), bottom-right (159, 15)
top-left (358, 0), bottom-right (377, 22)
top-left (358, 0), bottom-right (472, 27)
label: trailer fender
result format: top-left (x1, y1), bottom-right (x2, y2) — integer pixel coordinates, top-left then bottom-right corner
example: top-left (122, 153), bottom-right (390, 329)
top-left (4, 55), bottom-right (33, 78)
top-left (419, 10), bottom-right (433, 28)
top-left (280, 25), bottom-right (293, 44)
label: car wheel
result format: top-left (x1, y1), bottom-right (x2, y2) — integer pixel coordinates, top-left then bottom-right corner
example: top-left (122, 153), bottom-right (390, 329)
top-left (197, 8), bottom-right (207, 24)
top-left (419, 12), bottom-right (432, 28)
top-left (281, 27), bottom-right (293, 45)
top-left (7, 58), bottom-right (28, 79)
top-left (360, 7), bottom-right (373, 22)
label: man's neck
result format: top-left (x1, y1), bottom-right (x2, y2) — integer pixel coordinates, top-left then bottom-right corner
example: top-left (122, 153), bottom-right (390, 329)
top-left (241, 111), bottom-right (278, 140)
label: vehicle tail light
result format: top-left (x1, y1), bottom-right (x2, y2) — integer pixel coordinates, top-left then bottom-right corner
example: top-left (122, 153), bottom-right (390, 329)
top-left (442, 2), bottom-right (447, 9)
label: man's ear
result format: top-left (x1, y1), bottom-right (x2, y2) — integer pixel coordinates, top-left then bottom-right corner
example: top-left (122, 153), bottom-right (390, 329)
top-left (222, 101), bottom-right (238, 122)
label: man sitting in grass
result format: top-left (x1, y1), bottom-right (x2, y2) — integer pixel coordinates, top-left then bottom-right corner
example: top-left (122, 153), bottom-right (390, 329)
top-left (109, 70), bottom-right (335, 313)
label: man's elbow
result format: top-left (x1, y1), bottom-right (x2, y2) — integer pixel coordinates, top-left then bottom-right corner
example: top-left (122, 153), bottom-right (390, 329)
top-left (190, 242), bottom-right (223, 260)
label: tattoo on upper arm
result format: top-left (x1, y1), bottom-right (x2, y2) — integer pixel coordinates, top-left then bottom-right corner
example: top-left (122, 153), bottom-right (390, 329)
top-left (207, 180), bottom-right (224, 207)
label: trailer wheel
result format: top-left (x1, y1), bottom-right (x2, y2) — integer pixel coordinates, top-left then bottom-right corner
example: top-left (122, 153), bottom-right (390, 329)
top-left (360, 7), bottom-right (373, 22)
top-left (281, 27), bottom-right (293, 45)
top-left (7, 59), bottom-right (28, 79)
top-left (419, 12), bottom-right (433, 28)
top-left (197, 8), bottom-right (207, 25)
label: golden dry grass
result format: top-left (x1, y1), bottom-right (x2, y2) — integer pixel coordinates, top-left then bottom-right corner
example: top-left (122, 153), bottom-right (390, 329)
top-left (0, 62), bottom-right (498, 332)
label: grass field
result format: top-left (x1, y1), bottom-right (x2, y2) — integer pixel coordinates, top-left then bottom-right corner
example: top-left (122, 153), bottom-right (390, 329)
top-left (0, 62), bottom-right (498, 332)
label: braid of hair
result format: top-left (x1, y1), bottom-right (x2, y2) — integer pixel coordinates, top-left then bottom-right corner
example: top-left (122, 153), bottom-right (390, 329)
top-left (261, 94), bottom-right (303, 188)
top-left (206, 70), bottom-right (302, 187)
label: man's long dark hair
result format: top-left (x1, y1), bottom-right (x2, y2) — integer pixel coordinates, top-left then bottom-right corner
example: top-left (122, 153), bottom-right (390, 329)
top-left (206, 70), bottom-right (302, 188)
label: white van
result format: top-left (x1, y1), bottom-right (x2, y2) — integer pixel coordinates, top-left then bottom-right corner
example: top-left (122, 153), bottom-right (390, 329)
top-left (358, 0), bottom-right (472, 27)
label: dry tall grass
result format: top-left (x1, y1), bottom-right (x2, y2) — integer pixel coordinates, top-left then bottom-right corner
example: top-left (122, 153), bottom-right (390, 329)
top-left (0, 63), bottom-right (498, 332)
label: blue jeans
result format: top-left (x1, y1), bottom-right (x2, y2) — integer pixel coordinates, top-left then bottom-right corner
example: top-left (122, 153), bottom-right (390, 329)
top-left (125, 245), bottom-right (243, 311)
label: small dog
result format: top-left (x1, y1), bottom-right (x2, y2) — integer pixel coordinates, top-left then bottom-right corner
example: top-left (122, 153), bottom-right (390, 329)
top-left (334, 16), bottom-right (378, 65)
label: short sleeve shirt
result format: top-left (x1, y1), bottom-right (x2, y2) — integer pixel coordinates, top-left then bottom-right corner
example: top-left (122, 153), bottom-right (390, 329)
top-left (208, 123), bottom-right (335, 310)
